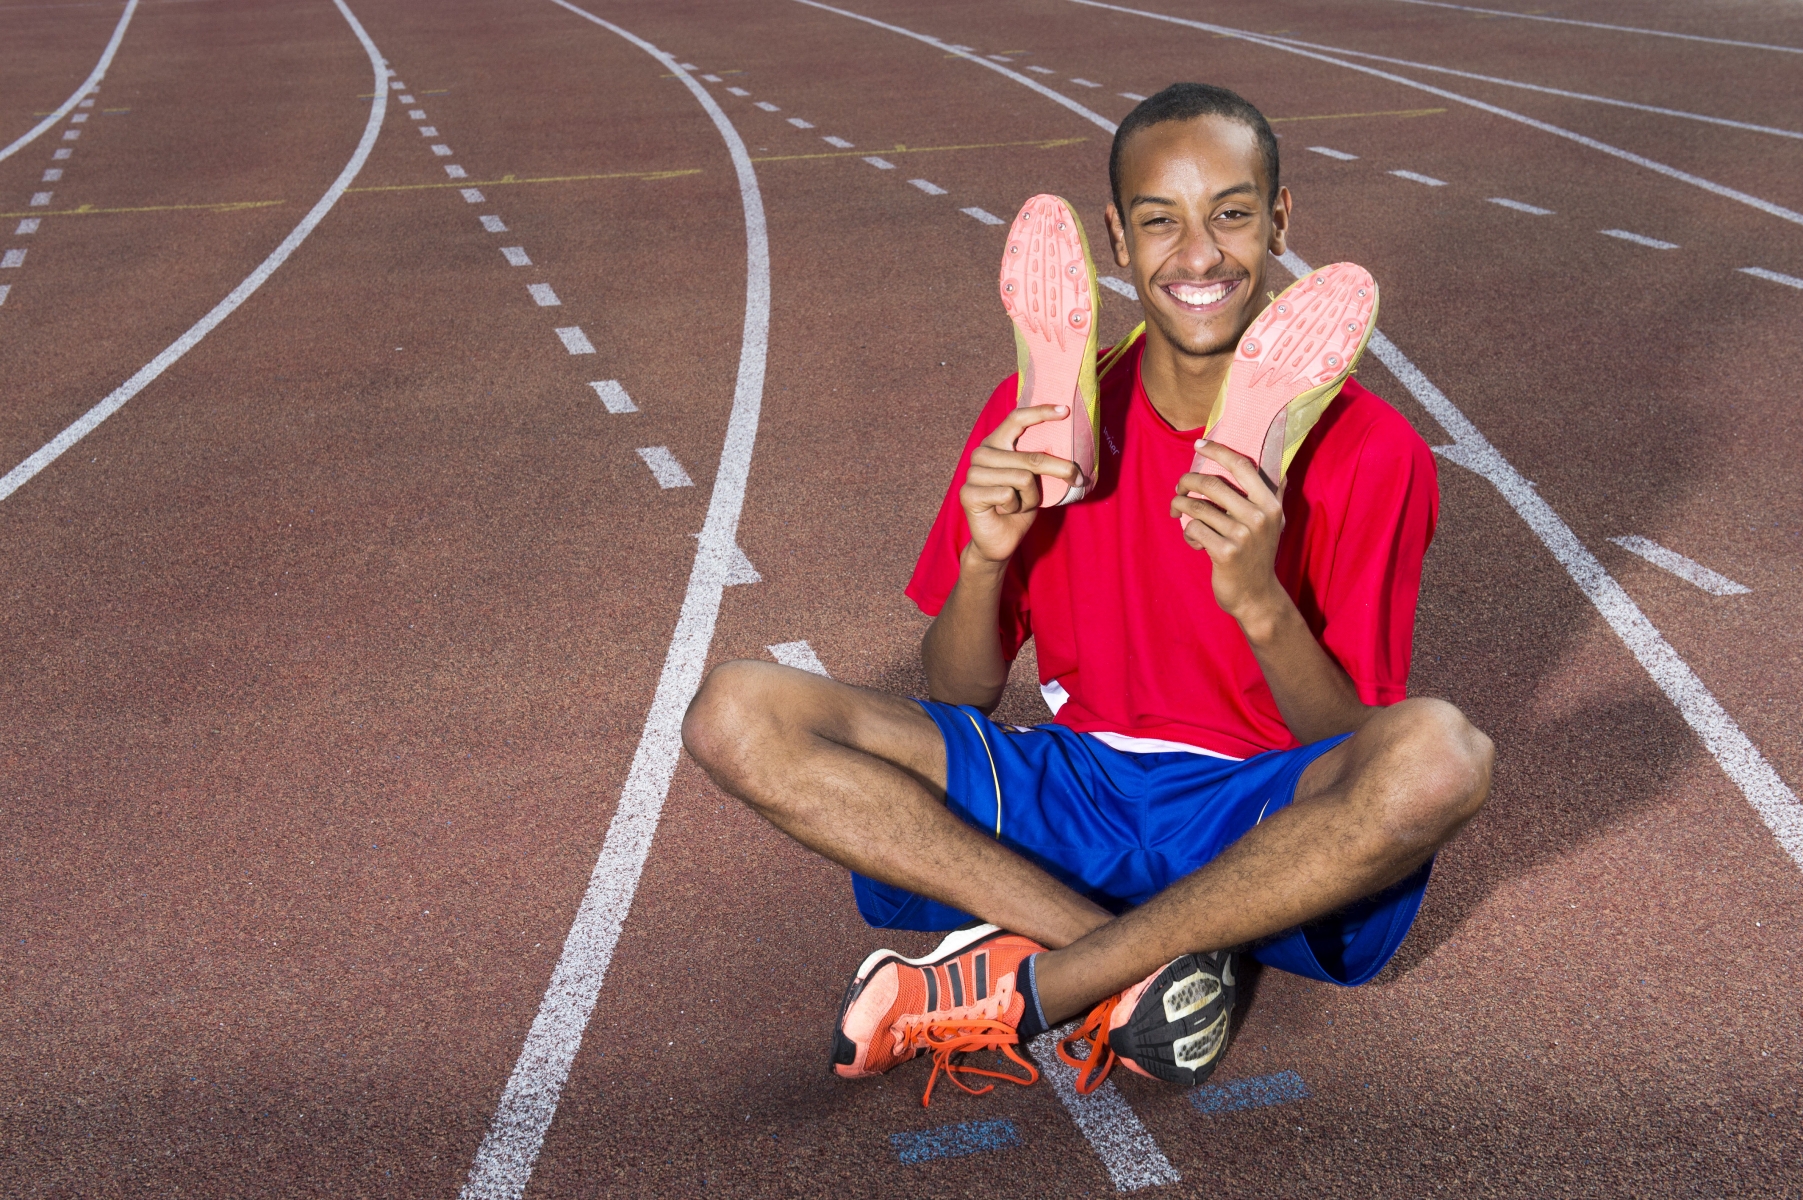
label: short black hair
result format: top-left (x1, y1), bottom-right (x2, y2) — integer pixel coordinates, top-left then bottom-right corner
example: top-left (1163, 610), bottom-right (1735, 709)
top-left (1109, 83), bottom-right (1281, 213)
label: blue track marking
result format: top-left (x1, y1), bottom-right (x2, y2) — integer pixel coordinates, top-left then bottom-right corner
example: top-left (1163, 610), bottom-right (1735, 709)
top-left (890, 1119), bottom-right (1021, 1164)
top-left (1190, 1070), bottom-right (1311, 1114)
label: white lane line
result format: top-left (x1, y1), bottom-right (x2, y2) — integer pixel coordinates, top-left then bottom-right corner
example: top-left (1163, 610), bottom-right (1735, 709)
top-left (909, 178), bottom-right (947, 195)
top-left (527, 283), bottom-right (561, 306)
top-left (1308, 145), bottom-right (1358, 160)
top-left (1389, 169), bottom-right (1447, 186)
top-left (678, 61), bottom-right (698, 69)
top-left (460, 187), bottom-right (485, 202)
top-left (822, 135), bottom-right (854, 148)
top-left (1610, 536), bottom-right (1750, 596)
top-left (501, 246), bottom-right (532, 265)
top-left (1384, 0), bottom-right (1803, 54)
top-left (0, 285), bottom-right (9, 305)
top-left (41, 168), bottom-right (62, 182)
top-left (431, 144), bottom-right (453, 155)
top-left (398, 93), bottom-right (415, 103)
top-left (787, 117), bottom-right (814, 128)
top-left (554, 326), bottom-right (595, 354)
top-left (1740, 266), bottom-right (1803, 289)
top-left (1099, 275), bottom-right (1138, 300)
top-left (862, 155), bottom-right (895, 169)
top-left (754, 101), bottom-right (780, 111)
top-left (52, 148), bottom-right (71, 160)
top-left (445, 164), bottom-right (467, 178)
top-left (480, 215), bottom-right (507, 232)
top-left (62, 130), bottom-right (80, 141)
top-left (702, 73), bottom-right (722, 82)
top-left (15, 219), bottom-right (40, 234)
top-left (961, 206), bottom-right (1005, 225)
top-left (727, 86), bottom-right (750, 96)
top-left (1070, 77), bottom-right (1101, 87)
top-left (1030, 1029), bottom-right (1181, 1190)
top-left (1601, 228), bottom-right (1679, 249)
top-left (1, 249), bottom-right (25, 268)
top-left (419, 125), bottom-right (438, 135)
top-left (1067, 0), bottom-right (1803, 229)
top-left (767, 640), bottom-right (828, 675)
top-left (0, 0), bottom-right (388, 506)
top-left (636, 446), bottom-right (694, 489)
top-left (1119, 91), bottom-right (1146, 101)
top-left (692, 532), bottom-right (762, 584)
top-left (1027, 64), bottom-right (1055, 74)
top-left (462, 5), bottom-right (770, 1194)
top-left (0, 0), bottom-right (137, 164)
top-left (588, 380), bottom-right (637, 413)
top-left (78, 99), bottom-right (94, 109)
top-left (70, 113), bottom-right (89, 124)
top-left (390, 79), bottom-right (405, 89)
top-left (29, 192), bottom-right (51, 206)
top-left (1259, 28), bottom-right (1803, 141)
top-left (986, 54), bottom-right (1013, 62)
top-left (408, 108), bottom-right (426, 119)
top-left (1489, 197), bottom-right (1553, 215)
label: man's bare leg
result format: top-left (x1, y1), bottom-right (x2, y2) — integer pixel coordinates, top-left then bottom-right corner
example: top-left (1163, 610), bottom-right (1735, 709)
top-left (685, 662), bottom-right (1491, 1019)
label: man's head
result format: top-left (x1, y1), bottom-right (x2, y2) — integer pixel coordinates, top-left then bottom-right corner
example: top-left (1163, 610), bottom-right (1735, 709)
top-left (1105, 84), bottom-right (1292, 362)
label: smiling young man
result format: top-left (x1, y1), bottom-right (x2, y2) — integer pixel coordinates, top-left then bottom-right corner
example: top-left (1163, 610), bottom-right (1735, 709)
top-left (682, 84), bottom-right (1492, 1101)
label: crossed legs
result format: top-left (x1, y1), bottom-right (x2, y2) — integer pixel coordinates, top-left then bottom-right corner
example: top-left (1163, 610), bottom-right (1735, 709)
top-left (681, 660), bottom-right (1492, 1023)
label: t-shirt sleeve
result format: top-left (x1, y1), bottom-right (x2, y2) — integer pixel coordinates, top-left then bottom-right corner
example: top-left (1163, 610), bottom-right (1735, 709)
top-left (904, 377), bottom-right (1034, 659)
top-left (1316, 419), bottom-right (1440, 705)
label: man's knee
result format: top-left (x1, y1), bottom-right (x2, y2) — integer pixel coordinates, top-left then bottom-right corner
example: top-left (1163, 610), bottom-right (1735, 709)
top-left (1364, 697), bottom-right (1493, 848)
top-left (682, 659), bottom-right (784, 785)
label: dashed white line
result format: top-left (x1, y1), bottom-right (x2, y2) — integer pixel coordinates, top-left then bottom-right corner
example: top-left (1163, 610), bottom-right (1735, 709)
top-left (702, 73), bottom-right (722, 82)
top-left (678, 61), bottom-right (698, 69)
top-left (15, 219), bottom-right (39, 234)
top-left (2, 249), bottom-right (27, 268)
top-left (1740, 266), bottom-right (1803, 289)
top-left (554, 326), bottom-right (595, 354)
top-left (1390, 169), bottom-right (1447, 186)
top-left (0, 285), bottom-right (9, 305)
top-left (1489, 197), bottom-right (1553, 215)
top-left (862, 155), bottom-right (895, 169)
top-left (1308, 145), bottom-right (1358, 160)
top-left (52, 148), bottom-right (70, 160)
top-left (501, 246), bottom-right (532, 265)
top-left (29, 192), bottom-right (51, 206)
top-left (909, 178), bottom-right (947, 195)
top-left (419, 125), bottom-right (439, 135)
top-left (70, 113), bottom-right (89, 124)
top-left (1601, 228), bottom-right (1678, 249)
top-left (986, 54), bottom-right (1013, 63)
top-left (754, 101), bottom-right (780, 112)
top-left (480, 215), bottom-right (507, 232)
top-left (431, 144), bottom-right (453, 155)
top-left (460, 187), bottom-right (484, 202)
top-left (527, 283), bottom-right (561, 306)
top-left (1026, 64), bottom-right (1055, 74)
top-left (961, 206), bottom-right (1004, 225)
top-left (1099, 275), bottom-right (1138, 300)
top-left (588, 380), bottom-right (637, 413)
top-left (727, 86), bottom-right (749, 96)
top-left (1609, 537), bottom-right (1750, 596)
top-left (767, 641), bottom-right (829, 675)
top-left (77, 99), bottom-right (94, 109)
top-left (390, 79), bottom-right (405, 89)
top-left (0, 0), bottom-right (137, 164)
top-left (822, 135), bottom-right (854, 148)
top-left (1070, 77), bottom-right (1101, 87)
top-left (1119, 91), bottom-right (1146, 101)
top-left (41, 169), bottom-right (61, 182)
top-left (445, 164), bottom-right (467, 178)
top-left (636, 446), bottom-right (693, 489)
top-left (398, 93), bottom-right (415, 103)
top-left (62, 130), bottom-right (80, 141)
top-left (408, 108), bottom-right (426, 119)
top-left (787, 117), bottom-right (814, 128)
top-left (1031, 1029), bottom-right (1181, 1190)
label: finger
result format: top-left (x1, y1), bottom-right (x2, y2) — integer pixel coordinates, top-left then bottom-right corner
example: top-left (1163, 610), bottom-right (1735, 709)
top-left (1195, 440), bottom-right (1275, 502)
top-left (1176, 471), bottom-right (1262, 523)
top-left (964, 483), bottom-right (1029, 516)
top-left (1177, 510), bottom-right (1233, 555)
top-left (968, 465), bottom-right (1049, 495)
top-left (982, 404), bottom-right (1070, 450)
top-left (1171, 492), bottom-right (1249, 541)
top-left (971, 448), bottom-right (1082, 484)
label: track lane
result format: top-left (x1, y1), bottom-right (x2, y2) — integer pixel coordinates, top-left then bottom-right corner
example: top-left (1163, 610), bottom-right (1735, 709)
top-left (0, 0), bottom-right (136, 164)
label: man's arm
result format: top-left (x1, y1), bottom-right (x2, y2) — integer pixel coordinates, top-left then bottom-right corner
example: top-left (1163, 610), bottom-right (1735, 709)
top-left (922, 405), bottom-right (1083, 711)
top-left (1171, 442), bottom-right (1374, 744)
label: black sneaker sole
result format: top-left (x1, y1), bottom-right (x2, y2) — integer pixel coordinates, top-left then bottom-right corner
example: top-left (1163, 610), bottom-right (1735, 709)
top-left (1107, 951), bottom-right (1237, 1087)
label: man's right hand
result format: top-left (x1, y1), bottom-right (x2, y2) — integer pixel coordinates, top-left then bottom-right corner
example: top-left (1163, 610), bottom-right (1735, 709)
top-left (959, 404), bottom-right (1082, 565)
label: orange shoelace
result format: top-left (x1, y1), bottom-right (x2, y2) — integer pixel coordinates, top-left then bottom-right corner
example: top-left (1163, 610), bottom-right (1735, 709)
top-left (1056, 994), bottom-right (1121, 1095)
top-left (897, 1015), bottom-right (1040, 1107)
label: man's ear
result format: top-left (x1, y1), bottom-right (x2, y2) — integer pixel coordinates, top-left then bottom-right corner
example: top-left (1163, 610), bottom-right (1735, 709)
top-left (1267, 186), bottom-right (1293, 257)
top-left (1104, 202), bottom-right (1131, 269)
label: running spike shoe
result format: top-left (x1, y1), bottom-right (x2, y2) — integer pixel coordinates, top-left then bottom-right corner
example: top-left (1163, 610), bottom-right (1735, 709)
top-left (999, 194), bottom-right (1101, 507)
top-left (1195, 263), bottom-right (1378, 491)
top-left (832, 923), bottom-right (1045, 1106)
top-left (1058, 950), bottom-right (1238, 1093)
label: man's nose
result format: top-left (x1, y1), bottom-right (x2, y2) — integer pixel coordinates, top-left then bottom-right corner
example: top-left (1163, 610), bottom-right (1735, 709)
top-left (1171, 224), bottom-right (1225, 274)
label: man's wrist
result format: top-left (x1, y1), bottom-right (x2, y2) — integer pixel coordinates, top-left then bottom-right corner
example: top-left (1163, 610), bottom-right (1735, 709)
top-left (959, 540), bottom-right (1011, 579)
top-left (1230, 583), bottom-right (1294, 645)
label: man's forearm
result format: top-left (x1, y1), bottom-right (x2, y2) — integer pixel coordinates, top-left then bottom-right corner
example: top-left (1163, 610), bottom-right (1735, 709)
top-left (1237, 590), bottom-right (1374, 744)
top-left (921, 545), bottom-right (1011, 711)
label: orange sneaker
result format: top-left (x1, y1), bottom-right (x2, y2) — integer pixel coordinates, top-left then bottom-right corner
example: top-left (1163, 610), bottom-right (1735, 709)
top-left (831, 923), bottom-right (1045, 1106)
top-left (1058, 950), bottom-right (1238, 1093)
top-left (1194, 262), bottom-right (1377, 494)
top-left (998, 194), bottom-right (1101, 507)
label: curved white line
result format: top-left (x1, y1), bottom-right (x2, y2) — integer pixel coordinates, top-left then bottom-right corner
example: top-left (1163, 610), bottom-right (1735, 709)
top-left (791, 1), bottom-right (1803, 869)
top-left (1385, 0), bottom-right (1803, 55)
top-left (1067, 0), bottom-right (1803, 228)
top-left (0, 0), bottom-right (139, 163)
top-left (0, 0), bottom-right (388, 505)
top-left (458, 3), bottom-right (771, 1198)
top-left (1254, 31), bottom-right (1803, 141)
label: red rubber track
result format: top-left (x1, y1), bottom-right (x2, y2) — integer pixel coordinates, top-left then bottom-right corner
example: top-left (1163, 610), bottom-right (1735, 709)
top-left (0, 0), bottom-right (1798, 1196)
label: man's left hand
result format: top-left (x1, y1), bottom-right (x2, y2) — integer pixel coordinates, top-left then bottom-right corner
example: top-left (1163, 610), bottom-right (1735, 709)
top-left (1172, 441), bottom-right (1287, 624)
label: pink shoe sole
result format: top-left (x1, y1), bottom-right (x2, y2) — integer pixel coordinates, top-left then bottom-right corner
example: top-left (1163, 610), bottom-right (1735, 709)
top-left (999, 194), bottom-right (1097, 507)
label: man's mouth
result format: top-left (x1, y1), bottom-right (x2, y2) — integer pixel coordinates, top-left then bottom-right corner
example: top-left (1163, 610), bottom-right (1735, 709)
top-left (1160, 277), bottom-right (1241, 312)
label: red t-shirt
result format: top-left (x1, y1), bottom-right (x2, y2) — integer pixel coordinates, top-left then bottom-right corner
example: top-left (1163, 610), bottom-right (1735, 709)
top-left (905, 337), bottom-right (1439, 760)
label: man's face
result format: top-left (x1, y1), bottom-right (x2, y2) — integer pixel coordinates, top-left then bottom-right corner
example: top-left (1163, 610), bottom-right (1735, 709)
top-left (1106, 115), bottom-right (1292, 359)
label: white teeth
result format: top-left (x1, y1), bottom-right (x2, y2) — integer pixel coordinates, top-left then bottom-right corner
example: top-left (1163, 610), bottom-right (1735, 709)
top-left (1169, 281), bottom-right (1230, 306)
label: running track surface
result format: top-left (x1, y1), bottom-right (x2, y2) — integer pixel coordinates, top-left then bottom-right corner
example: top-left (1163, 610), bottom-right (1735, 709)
top-left (2, 0), bottom-right (1799, 1196)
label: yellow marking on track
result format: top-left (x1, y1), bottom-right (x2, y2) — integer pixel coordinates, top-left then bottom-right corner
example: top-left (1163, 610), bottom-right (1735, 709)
top-left (753, 136), bottom-right (1086, 164)
top-left (0, 199), bottom-right (285, 219)
top-left (1270, 107), bottom-right (1446, 123)
top-left (346, 167), bottom-right (700, 194)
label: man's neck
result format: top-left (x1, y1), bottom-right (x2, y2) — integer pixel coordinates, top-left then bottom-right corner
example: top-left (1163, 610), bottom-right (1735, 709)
top-left (1137, 324), bottom-right (1232, 434)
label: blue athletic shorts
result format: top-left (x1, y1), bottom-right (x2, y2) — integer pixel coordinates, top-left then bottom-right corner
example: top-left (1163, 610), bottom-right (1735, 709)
top-left (850, 701), bottom-right (1433, 987)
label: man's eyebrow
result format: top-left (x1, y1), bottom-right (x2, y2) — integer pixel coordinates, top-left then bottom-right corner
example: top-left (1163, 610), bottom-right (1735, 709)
top-left (1128, 182), bottom-right (1261, 210)
top-left (1127, 193), bottom-right (1177, 209)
